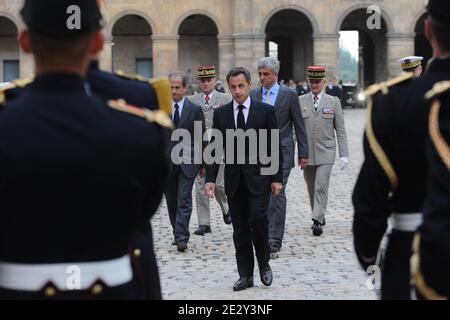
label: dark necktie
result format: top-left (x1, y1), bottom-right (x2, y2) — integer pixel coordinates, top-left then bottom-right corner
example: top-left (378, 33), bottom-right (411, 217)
top-left (173, 103), bottom-right (180, 128)
top-left (237, 105), bottom-right (246, 130)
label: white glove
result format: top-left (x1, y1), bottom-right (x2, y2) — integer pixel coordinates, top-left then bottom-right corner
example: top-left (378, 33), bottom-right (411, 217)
top-left (339, 157), bottom-right (349, 170)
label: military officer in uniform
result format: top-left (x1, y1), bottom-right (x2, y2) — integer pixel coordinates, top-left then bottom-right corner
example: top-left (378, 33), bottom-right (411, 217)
top-left (188, 65), bottom-right (232, 236)
top-left (411, 81), bottom-right (450, 300)
top-left (299, 66), bottom-right (349, 237)
top-left (398, 56), bottom-right (424, 78)
top-left (0, 0), bottom-right (170, 300)
top-left (352, 0), bottom-right (450, 300)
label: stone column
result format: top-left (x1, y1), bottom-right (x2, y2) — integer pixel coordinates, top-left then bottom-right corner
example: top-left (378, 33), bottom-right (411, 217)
top-left (19, 49), bottom-right (33, 79)
top-left (99, 35), bottom-right (113, 72)
top-left (218, 35), bottom-right (235, 82)
top-left (233, 33), bottom-right (266, 84)
top-left (151, 34), bottom-right (179, 78)
top-left (313, 33), bottom-right (340, 80)
top-left (387, 33), bottom-right (416, 78)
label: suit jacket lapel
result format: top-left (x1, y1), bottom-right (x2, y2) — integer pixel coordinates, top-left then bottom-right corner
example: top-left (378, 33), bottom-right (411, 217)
top-left (178, 99), bottom-right (190, 128)
top-left (318, 93), bottom-right (327, 111)
top-left (209, 92), bottom-right (218, 107)
top-left (246, 99), bottom-right (258, 129)
top-left (274, 86), bottom-right (286, 114)
top-left (226, 103), bottom-right (236, 130)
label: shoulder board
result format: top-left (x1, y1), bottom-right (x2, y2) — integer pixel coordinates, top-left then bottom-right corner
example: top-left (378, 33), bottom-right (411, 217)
top-left (115, 70), bottom-right (148, 82)
top-left (363, 72), bottom-right (414, 97)
top-left (11, 77), bottom-right (33, 88)
top-left (108, 99), bottom-right (174, 130)
top-left (0, 83), bottom-right (15, 106)
top-left (428, 91), bottom-right (450, 172)
top-left (149, 78), bottom-right (172, 116)
top-left (425, 81), bottom-right (450, 100)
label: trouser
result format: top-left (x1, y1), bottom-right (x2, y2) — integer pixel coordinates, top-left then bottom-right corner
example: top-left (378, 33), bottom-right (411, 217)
top-left (381, 230), bottom-right (415, 300)
top-left (303, 164), bottom-right (333, 224)
top-left (129, 223), bottom-right (162, 300)
top-left (164, 166), bottom-right (196, 243)
top-left (195, 164), bottom-right (228, 226)
top-left (228, 177), bottom-right (270, 277)
top-left (268, 166), bottom-right (291, 249)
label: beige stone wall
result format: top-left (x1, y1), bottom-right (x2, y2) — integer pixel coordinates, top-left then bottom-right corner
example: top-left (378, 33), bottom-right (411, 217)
top-left (0, 0), bottom-right (431, 84)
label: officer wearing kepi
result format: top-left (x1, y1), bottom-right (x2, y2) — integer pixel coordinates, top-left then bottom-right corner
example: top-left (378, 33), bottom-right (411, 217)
top-left (398, 56), bottom-right (424, 78)
top-left (188, 65), bottom-right (232, 236)
top-left (411, 81), bottom-right (450, 300)
top-left (0, 0), bottom-right (169, 300)
top-left (352, 0), bottom-right (450, 300)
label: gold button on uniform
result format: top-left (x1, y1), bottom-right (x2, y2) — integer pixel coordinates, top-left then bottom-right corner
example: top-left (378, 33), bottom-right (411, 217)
top-left (44, 286), bottom-right (56, 298)
top-left (91, 284), bottom-right (103, 295)
top-left (133, 248), bottom-right (142, 258)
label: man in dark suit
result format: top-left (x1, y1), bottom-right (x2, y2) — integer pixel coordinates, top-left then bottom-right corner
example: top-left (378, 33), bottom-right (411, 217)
top-left (205, 67), bottom-right (283, 291)
top-left (0, 0), bottom-right (169, 300)
top-left (165, 71), bottom-right (206, 252)
top-left (325, 78), bottom-right (343, 103)
top-left (250, 57), bottom-right (308, 257)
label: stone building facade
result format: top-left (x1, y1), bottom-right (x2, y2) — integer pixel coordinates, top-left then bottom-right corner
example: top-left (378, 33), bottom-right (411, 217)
top-left (0, 0), bottom-right (431, 87)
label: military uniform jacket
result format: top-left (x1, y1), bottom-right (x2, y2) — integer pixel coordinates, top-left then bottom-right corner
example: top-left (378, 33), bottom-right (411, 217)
top-left (299, 92), bottom-right (349, 166)
top-left (188, 91), bottom-right (232, 136)
top-left (0, 73), bottom-right (167, 264)
top-left (352, 58), bottom-right (450, 262)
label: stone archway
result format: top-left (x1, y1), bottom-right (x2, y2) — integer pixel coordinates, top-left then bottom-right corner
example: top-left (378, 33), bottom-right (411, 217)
top-left (111, 14), bottom-right (153, 78)
top-left (178, 14), bottom-right (219, 80)
top-left (265, 9), bottom-right (313, 83)
top-left (340, 9), bottom-right (389, 87)
top-left (0, 16), bottom-right (19, 83)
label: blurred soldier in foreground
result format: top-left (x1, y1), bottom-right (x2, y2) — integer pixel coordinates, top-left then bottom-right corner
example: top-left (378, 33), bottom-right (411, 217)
top-left (352, 0), bottom-right (450, 300)
top-left (0, 0), bottom-right (169, 300)
top-left (86, 60), bottom-right (171, 300)
top-left (411, 81), bottom-right (450, 300)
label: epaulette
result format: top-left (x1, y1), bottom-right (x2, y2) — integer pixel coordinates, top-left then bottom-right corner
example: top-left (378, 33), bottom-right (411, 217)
top-left (11, 77), bottom-right (33, 88)
top-left (115, 71), bottom-right (172, 116)
top-left (149, 78), bottom-right (172, 116)
top-left (108, 99), bottom-right (174, 130)
top-left (427, 81), bottom-right (450, 172)
top-left (115, 70), bottom-right (148, 82)
top-left (0, 77), bottom-right (33, 106)
top-left (425, 81), bottom-right (450, 100)
top-left (363, 73), bottom-right (415, 191)
top-left (363, 72), bottom-right (414, 97)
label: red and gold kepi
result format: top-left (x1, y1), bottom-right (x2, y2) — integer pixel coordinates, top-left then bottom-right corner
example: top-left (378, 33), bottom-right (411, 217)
top-left (197, 65), bottom-right (216, 78)
top-left (307, 66), bottom-right (326, 80)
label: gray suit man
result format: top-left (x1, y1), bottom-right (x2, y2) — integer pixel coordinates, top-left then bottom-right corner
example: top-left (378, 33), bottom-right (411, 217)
top-left (250, 57), bottom-right (309, 255)
top-left (300, 66), bottom-right (349, 236)
top-left (188, 66), bottom-right (233, 236)
top-left (165, 71), bottom-right (206, 252)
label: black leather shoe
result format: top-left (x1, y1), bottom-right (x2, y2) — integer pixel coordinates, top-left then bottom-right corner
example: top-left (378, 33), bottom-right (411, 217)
top-left (233, 277), bottom-right (254, 291)
top-left (260, 264), bottom-right (273, 286)
top-left (194, 225), bottom-right (211, 236)
top-left (312, 220), bottom-right (323, 237)
top-left (223, 211), bottom-right (232, 225)
top-left (177, 242), bottom-right (187, 252)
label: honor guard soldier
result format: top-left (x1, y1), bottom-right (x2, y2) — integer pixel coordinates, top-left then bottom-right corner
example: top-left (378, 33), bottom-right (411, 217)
top-left (188, 65), bottom-right (232, 236)
top-left (411, 81), bottom-right (450, 300)
top-left (86, 59), bottom-right (172, 300)
top-left (352, 0), bottom-right (450, 300)
top-left (398, 56), bottom-right (424, 78)
top-left (0, 0), bottom-right (170, 300)
top-left (300, 66), bottom-right (349, 237)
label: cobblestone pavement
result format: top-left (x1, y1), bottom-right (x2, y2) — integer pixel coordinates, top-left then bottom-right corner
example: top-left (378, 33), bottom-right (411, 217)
top-left (151, 109), bottom-right (377, 300)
